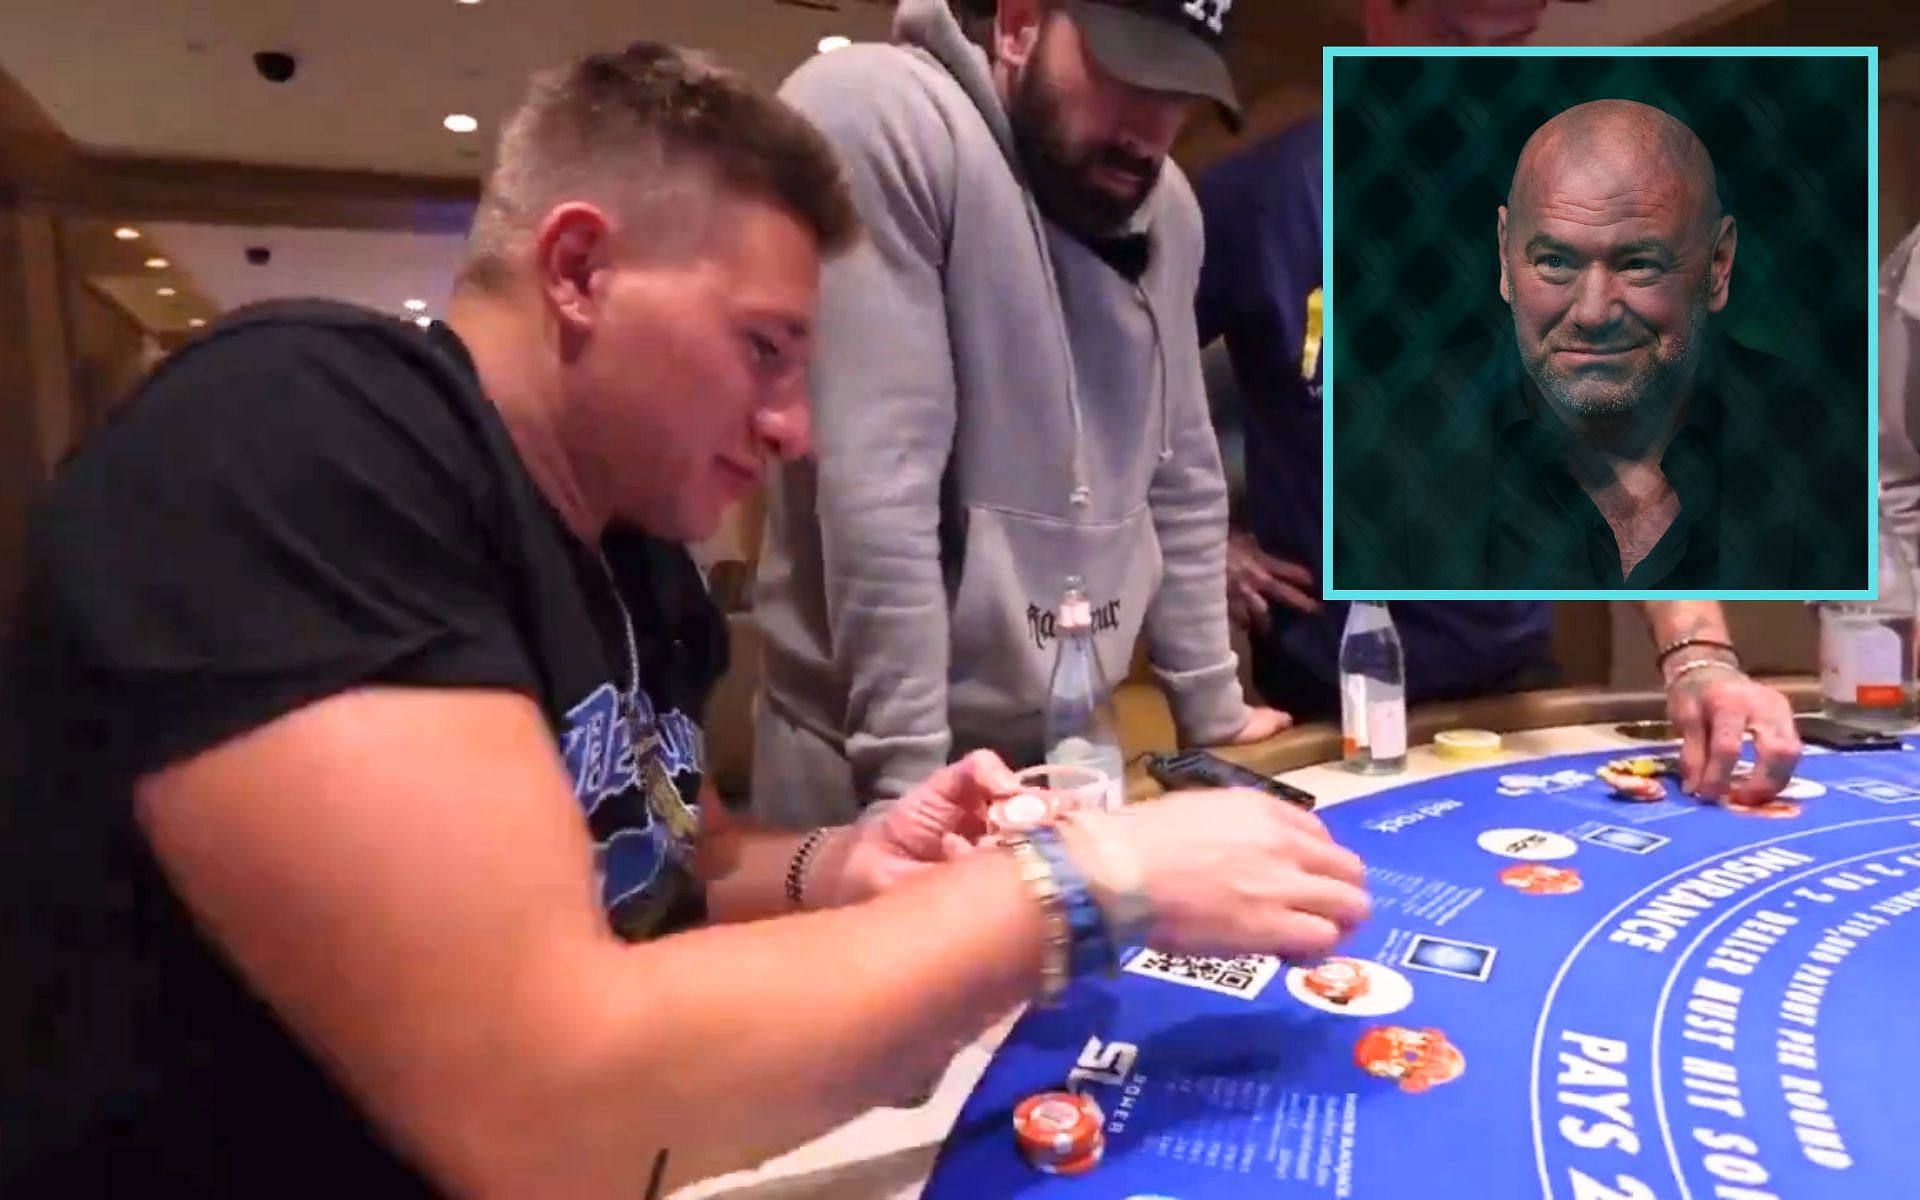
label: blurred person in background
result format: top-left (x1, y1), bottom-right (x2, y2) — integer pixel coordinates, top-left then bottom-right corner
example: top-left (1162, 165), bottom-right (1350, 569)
top-left (1197, 3), bottom-right (1801, 801)
top-left (751, 0), bottom-right (1290, 831)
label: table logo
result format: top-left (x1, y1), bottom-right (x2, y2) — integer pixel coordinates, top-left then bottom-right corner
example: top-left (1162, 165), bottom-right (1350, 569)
top-left (1581, 825), bottom-right (1670, 854)
top-left (1477, 828), bottom-right (1578, 861)
top-left (1363, 799), bottom-right (1462, 834)
top-left (1495, 768), bottom-right (1592, 797)
top-left (1835, 778), bottom-right (1920, 804)
top-left (1067, 1035), bottom-right (1138, 1093)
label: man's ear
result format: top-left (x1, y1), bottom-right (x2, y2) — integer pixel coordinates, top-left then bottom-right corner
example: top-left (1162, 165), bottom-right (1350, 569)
top-left (1497, 206), bottom-right (1512, 304)
top-left (996, 0), bottom-right (1045, 68)
top-left (1705, 215), bottom-right (1737, 314)
top-left (534, 202), bottom-right (615, 340)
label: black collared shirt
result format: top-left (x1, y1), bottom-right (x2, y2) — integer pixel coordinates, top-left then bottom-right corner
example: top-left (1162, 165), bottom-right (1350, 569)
top-left (1489, 371), bottom-right (1724, 588)
top-left (1331, 332), bottom-right (1870, 591)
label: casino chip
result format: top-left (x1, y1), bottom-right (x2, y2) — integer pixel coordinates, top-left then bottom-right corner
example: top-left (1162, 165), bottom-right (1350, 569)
top-left (1014, 1091), bottom-right (1105, 1173)
top-left (1598, 765), bottom-right (1667, 802)
top-left (1032, 1141), bottom-right (1106, 1176)
top-left (1729, 799), bottom-right (1802, 819)
top-left (1604, 756), bottom-right (1667, 778)
top-left (1303, 958), bottom-right (1373, 1004)
top-left (1354, 1026), bottom-right (1466, 1094)
top-left (987, 791), bottom-right (1058, 839)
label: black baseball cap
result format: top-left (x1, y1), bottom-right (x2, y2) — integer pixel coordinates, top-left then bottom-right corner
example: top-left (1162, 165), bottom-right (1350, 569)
top-left (1067, 0), bottom-right (1242, 129)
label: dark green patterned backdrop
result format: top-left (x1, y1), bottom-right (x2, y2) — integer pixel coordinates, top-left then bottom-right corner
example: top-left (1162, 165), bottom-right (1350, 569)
top-left (1329, 52), bottom-right (1871, 592)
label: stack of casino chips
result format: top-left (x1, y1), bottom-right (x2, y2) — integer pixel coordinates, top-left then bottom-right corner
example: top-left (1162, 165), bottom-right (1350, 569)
top-left (1013, 1091), bottom-right (1107, 1175)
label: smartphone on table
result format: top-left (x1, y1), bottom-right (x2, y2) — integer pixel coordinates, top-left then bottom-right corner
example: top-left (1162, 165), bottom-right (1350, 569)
top-left (1146, 749), bottom-right (1318, 811)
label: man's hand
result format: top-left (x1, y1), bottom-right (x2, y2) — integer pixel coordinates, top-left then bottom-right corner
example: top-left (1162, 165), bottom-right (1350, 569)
top-left (1223, 705), bottom-right (1294, 746)
top-left (1666, 664), bottom-right (1801, 803)
top-left (1066, 790), bottom-right (1371, 960)
top-left (1227, 531), bottom-right (1320, 633)
top-left (811, 751), bottom-right (1020, 906)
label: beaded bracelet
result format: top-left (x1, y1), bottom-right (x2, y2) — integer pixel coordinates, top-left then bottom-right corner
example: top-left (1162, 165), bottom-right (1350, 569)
top-left (1655, 636), bottom-right (1739, 670)
top-left (784, 828), bottom-right (835, 910)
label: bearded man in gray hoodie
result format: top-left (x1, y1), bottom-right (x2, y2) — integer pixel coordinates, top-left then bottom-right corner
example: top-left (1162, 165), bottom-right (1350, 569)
top-left (752, 0), bottom-right (1286, 826)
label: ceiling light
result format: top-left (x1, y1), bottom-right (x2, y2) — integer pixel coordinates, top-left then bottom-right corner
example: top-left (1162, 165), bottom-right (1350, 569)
top-left (415, 316), bottom-right (433, 328)
top-left (114, 226), bottom-right (140, 240)
top-left (443, 113), bottom-right (479, 134)
top-left (456, 0), bottom-right (482, 5)
top-left (817, 36), bottom-right (852, 53)
top-left (403, 298), bottom-right (428, 312)
top-left (144, 256), bottom-right (169, 269)
top-left (156, 286), bottom-right (178, 297)
top-left (188, 318), bottom-right (207, 328)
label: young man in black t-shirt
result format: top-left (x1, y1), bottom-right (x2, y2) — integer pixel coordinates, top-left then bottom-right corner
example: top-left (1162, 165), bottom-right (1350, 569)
top-left (0, 42), bottom-right (1371, 1197)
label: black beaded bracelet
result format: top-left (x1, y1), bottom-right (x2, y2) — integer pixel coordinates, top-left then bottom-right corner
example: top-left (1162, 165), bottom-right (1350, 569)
top-left (1655, 637), bottom-right (1739, 670)
top-left (785, 828), bottom-right (834, 910)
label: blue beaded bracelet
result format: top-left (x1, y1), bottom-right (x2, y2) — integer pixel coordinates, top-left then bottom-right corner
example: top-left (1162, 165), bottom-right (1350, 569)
top-left (1027, 827), bottom-right (1117, 979)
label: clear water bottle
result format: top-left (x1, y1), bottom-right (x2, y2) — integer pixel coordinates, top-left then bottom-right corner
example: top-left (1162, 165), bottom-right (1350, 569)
top-left (1340, 600), bottom-right (1407, 774)
top-left (1044, 576), bottom-right (1125, 810)
top-left (1818, 502), bottom-right (1918, 730)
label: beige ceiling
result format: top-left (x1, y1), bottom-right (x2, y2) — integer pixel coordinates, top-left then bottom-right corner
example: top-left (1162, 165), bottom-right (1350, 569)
top-left (0, 0), bottom-right (1826, 337)
top-left (147, 222), bottom-right (468, 323)
top-left (1, 0), bottom-right (895, 178)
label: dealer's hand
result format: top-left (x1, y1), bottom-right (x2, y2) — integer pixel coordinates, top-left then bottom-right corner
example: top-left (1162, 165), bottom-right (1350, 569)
top-left (1665, 660), bottom-right (1801, 803)
top-left (811, 750), bottom-right (1020, 906)
top-left (1227, 531), bottom-right (1320, 633)
top-left (1066, 790), bottom-right (1371, 960)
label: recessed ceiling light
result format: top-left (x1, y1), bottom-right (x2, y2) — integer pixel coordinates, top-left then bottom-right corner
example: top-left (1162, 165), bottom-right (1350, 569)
top-left (188, 318), bottom-right (207, 328)
top-left (114, 226), bottom-right (140, 240)
top-left (415, 316), bottom-right (433, 328)
top-left (456, 0), bottom-right (482, 5)
top-left (144, 256), bottom-right (170, 269)
top-left (443, 113), bottom-right (479, 134)
top-left (817, 36), bottom-right (852, 53)
top-left (156, 286), bottom-right (178, 297)
top-left (404, 298), bottom-right (428, 312)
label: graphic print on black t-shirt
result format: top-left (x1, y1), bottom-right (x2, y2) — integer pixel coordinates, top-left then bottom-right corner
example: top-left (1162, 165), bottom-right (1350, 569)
top-left (560, 679), bottom-right (706, 939)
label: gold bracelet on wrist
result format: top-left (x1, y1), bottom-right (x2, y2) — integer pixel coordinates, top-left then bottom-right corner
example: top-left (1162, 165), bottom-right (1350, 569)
top-left (1665, 657), bottom-right (1743, 688)
top-left (1006, 839), bottom-right (1070, 1004)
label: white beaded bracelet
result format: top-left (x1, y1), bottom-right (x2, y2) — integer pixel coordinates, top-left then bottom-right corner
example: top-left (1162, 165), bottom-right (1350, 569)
top-left (1665, 658), bottom-right (1743, 688)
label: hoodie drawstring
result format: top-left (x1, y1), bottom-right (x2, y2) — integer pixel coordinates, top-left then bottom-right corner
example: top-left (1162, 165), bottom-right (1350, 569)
top-left (1020, 193), bottom-right (1094, 509)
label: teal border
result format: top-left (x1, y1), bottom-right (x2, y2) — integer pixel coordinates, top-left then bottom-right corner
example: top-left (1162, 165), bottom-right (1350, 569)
top-left (1320, 45), bottom-right (1881, 603)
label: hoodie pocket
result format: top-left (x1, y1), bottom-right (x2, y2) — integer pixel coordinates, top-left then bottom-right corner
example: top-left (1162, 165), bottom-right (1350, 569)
top-left (946, 502), bottom-right (1163, 760)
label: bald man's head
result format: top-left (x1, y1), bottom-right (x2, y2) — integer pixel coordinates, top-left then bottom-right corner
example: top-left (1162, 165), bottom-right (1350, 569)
top-left (1508, 100), bottom-right (1721, 234)
top-left (1497, 99), bottom-right (1737, 425)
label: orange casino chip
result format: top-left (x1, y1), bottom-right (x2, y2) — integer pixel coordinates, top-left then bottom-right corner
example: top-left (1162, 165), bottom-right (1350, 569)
top-left (1031, 1140), bottom-right (1106, 1176)
top-left (1500, 864), bottom-right (1584, 895)
top-left (1355, 1026), bottom-right (1466, 1094)
top-left (1730, 800), bottom-right (1802, 820)
top-left (1014, 1091), bottom-right (1104, 1164)
top-left (1302, 958), bottom-right (1373, 1004)
top-left (1600, 767), bottom-right (1666, 803)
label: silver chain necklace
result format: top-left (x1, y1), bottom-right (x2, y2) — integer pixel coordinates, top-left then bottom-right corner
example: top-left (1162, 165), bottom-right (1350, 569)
top-left (595, 546), bottom-right (699, 844)
top-left (596, 548), bottom-right (643, 715)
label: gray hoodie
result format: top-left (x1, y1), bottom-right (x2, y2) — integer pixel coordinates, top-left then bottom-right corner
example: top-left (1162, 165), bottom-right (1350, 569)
top-left (752, 0), bottom-right (1249, 819)
top-left (1882, 223), bottom-right (1920, 548)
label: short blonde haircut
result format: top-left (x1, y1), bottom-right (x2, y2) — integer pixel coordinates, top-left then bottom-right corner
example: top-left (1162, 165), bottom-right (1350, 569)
top-left (462, 42), bottom-right (858, 289)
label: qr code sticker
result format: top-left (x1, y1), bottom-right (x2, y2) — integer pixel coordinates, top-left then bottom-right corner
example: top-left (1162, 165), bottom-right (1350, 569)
top-left (1122, 950), bottom-right (1281, 999)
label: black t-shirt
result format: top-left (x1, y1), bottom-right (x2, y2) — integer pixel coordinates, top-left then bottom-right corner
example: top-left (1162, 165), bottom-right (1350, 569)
top-left (0, 301), bottom-right (729, 1195)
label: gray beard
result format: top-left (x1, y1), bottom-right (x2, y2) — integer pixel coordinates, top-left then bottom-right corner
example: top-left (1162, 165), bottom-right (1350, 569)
top-left (1512, 279), bottom-right (1712, 424)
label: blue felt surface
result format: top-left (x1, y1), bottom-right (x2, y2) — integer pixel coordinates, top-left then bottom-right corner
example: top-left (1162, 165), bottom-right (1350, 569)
top-left (924, 744), bottom-right (1920, 1198)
